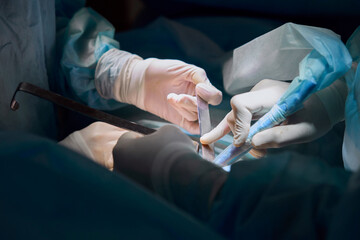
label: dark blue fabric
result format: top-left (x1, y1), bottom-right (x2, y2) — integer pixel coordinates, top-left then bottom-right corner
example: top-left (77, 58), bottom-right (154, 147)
top-left (143, 0), bottom-right (360, 17)
top-left (115, 17), bottom-right (282, 90)
top-left (0, 132), bottom-right (221, 239)
top-left (329, 171), bottom-right (360, 239)
top-left (208, 152), bottom-right (354, 239)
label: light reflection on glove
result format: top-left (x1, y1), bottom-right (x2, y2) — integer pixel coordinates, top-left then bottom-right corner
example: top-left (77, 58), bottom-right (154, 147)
top-left (59, 122), bottom-right (138, 170)
top-left (98, 49), bottom-right (222, 134)
top-left (139, 58), bottom-right (222, 134)
top-left (201, 79), bottom-right (344, 150)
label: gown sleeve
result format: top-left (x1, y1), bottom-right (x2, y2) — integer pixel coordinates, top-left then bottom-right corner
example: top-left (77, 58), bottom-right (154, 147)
top-left (57, 7), bottom-right (137, 110)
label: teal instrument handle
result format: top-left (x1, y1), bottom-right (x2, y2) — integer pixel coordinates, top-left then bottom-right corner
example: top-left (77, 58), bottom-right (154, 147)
top-left (214, 104), bottom-right (286, 166)
top-left (214, 143), bottom-right (253, 166)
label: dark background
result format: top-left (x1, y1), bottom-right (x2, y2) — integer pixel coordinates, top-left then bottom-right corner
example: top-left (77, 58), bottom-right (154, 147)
top-left (58, 0), bottom-right (355, 165)
top-left (86, 0), bottom-right (360, 41)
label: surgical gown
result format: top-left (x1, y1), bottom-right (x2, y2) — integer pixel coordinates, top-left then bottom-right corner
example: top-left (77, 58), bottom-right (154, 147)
top-left (0, 0), bottom-right (140, 137)
top-left (0, 0), bottom-right (57, 138)
top-left (112, 131), bottom-right (359, 239)
top-left (342, 27), bottom-right (360, 171)
top-left (0, 132), bottom-right (221, 239)
top-left (0, 0), bottom-right (284, 138)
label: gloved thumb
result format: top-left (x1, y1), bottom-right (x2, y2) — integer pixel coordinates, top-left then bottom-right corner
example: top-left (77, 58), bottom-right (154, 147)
top-left (196, 82), bottom-right (222, 105)
top-left (190, 67), bottom-right (222, 105)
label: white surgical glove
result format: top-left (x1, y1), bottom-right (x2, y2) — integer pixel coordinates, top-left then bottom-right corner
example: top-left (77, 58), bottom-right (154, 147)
top-left (95, 49), bottom-right (222, 134)
top-left (59, 122), bottom-right (136, 170)
top-left (201, 79), bottom-right (346, 150)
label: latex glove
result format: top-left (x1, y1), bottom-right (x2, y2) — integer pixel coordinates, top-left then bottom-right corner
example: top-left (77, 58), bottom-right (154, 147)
top-left (201, 79), bottom-right (346, 149)
top-left (112, 125), bottom-right (197, 190)
top-left (96, 49), bottom-right (222, 134)
top-left (59, 122), bottom-right (135, 170)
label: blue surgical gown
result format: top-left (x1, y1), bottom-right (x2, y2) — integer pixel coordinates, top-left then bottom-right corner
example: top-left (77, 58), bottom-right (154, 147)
top-left (343, 27), bottom-right (360, 171)
top-left (0, 0), bottom-right (130, 138)
top-left (0, 0), bottom-right (58, 138)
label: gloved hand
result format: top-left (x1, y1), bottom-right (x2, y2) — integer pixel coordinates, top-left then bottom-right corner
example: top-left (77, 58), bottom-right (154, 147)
top-left (59, 122), bottom-right (137, 170)
top-left (112, 125), bottom-right (197, 190)
top-left (201, 79), bottom-right (346, 149)
top-left (96, 49), bottom-right (222, 134)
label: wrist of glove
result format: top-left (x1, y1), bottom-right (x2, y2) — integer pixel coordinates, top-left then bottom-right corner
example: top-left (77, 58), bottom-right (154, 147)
top-left (59, 130), bottom-right (95, 160)
top-left (113, 56), bottom-right (152, 109)
top-left (315, 78), bottom-right (347, 127)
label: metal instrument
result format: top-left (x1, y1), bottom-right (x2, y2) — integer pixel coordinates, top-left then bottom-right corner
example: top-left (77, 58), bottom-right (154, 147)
top-left (10, 82), bottom-right (155, 135)
top-left (196, 95), bottom-right (215, 161)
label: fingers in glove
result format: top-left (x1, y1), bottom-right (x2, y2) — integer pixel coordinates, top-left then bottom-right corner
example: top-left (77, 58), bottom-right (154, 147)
top-left (196, 83), bottom-right (222, 105)
top-left (188, 65), bottom-right (208, 84)
top-left (200, 113), bottom-right (231, 145)
top-left (248, 148), bottom-right (267, 158)
top-left (202, 80), bottom-right (290, 146)
top-left (180, 118), bottom-right (200, 135)
top-left (251, 122), bottom-right (318, 149)
top-left (184, 65), bottom-right (222, 105)
top-left (167, 93), bottom-right (198, 122)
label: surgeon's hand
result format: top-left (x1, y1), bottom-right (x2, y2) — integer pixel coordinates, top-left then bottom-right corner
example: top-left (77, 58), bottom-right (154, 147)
top-left (59, 122), bottom-right (137, 170)
top-left (113, 56), bottom-right (222, 134)
top-left (142, 59), bottom-right (222, 134)
top-left (201, 79), bottom-right (342, 150)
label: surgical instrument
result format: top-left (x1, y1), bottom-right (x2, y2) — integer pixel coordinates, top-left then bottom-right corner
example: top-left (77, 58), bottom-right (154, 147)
top-left (10, 82), bottom-right (155, 135)
top-left (197, 94), bottom-right (215, 161)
